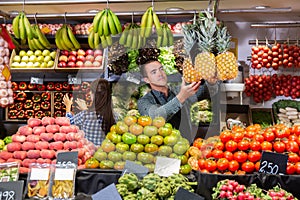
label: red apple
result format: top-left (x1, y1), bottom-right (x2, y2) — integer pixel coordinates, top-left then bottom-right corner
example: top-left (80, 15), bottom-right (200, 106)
top-left (69, 50), bottom-right (77, 57)
top-left (93, 61), bottom-right (102, 68)
top-left (84, 60), bottom-right (93, 67)
top-left (77, 55), bottom-right (86, 62)
top-left (68, 55), bottom-right (77, 62)
top-left (77, 49), bottom-right (86, 56)
top-left (85, 49), bottom-right (94, 56)
top-left (58, 61), bottom-right (67, 68)
top-left (60, 50), bottom-right (69, 56)
top-left (94, 49), bottom-right (102, 57)
top-left (94, 55), bottom-right (102, 62)
top-left (85, 55), bottom-right (94, 62)
top-left (67, 61), bottom-right (76, 68)
top-left (76, 61), bottom-right (84, 68)
top-left (59, 55), bottom-right (68, 62)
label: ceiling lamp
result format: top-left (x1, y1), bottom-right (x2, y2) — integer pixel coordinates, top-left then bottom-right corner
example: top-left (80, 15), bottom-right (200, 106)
top-left (218, 6), bottom-right (292, 13)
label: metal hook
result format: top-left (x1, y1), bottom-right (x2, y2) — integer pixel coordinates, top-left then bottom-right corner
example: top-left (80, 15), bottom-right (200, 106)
top-left (151, 0), bottom-right (154, 10)
top-left (23, 0), bottom-right (25, 12)
top-left (193, 10), bottom-right (197, 24)
top-left (164, 10), bottom-right (168, 22)
top-left (64, 12), bottom-right (67, 24)
top-left (34, 13), bottom-right (38, 25)
top-left (106, 0), bottom-right (109, 9)
top-left (131, 12), bottom-right (134, 24)
top-left (274, 27), bottom-right (277, 44)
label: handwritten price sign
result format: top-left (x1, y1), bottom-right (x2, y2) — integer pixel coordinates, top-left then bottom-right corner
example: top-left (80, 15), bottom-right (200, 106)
top-left (0, 181), bottom-right (24, 200)
top-left (258, 151), bottom-right (288, 175)
top-left (0, 191), bottom-right (15, 200)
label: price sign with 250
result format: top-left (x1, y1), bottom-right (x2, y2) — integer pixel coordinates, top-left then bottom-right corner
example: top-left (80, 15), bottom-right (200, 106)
top-left (258, 151), bottom-right (288, 175)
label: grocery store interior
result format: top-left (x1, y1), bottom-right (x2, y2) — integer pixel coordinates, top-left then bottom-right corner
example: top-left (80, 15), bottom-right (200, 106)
top-left (0, 0), bottom-right (300, 199)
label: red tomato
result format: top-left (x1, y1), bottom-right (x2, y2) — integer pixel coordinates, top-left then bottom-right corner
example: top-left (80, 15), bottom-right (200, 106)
top-left (295, 162), bottom-right (300, 174)
top-left (225, 140), bottom-right (238, 152)
top-left (286, 162), bottom-right (296, 175)
top-left (198, 158), bottom-right (206, 170)
top-left (205, 159), bottom-right (217, 172)
top-left (261, 141), bottom-right (272, 151)
top-left (202, 149), bottom-right (212, 159)
top-left (241, 161), bottom-right (255, 173)
top-left (193, 138), bottom-right (203, 149)
top-left (247, 151), bottom-right (261, 163)
top-left (273, 141), bottom-right (286, 153)
top-left (233, 151), bottom-right (248, 163)
top-left (214, 141), bottom-right (224, 151)
top-left (217, 158), bottom-right (229, 171)
top-left (286, 141), bottom-right (299, 153)
top-left (273, 125), bottom-right (290, 138)
top-left (236, 170), bottom-right (246, 175)
top-left (263, 130), bottom-right (275, 142)
top-left (289, 134), bottom-right (298, 141)
top-left (237, 139), bottom-right (250, 151)
top-left (253, 134), bottom-right (265, 143)
top-left (288, 152), bottom-right (300, 163)
top-left (255, 161), bottom-right (260, 171)
top-left (223, 151), bottom-right (233, 161)
top-left (228, 160), bottom-right (240, 172)
top-left (244, 130), bottom-right (256, 139)
top-left (250, 140), bottom-right (262, 151)
top-left (211, 149), bottom-right (224, 159)
top-left (220, 131), bottom-right (232, 143)
top-left (291, 125), bottom-right (300, 136)
top-left (232, 132), bottom-right (244, 143)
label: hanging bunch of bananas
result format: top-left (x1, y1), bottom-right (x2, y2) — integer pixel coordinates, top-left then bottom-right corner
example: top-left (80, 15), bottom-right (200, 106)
top-left (27, 24), bottom-right (51, 50)
top-left (119, 23), bottom-right (146, 50)
top-left (12, 12), bottom-right (35, 41)
top-left (88, 8), bottom-right (122, 49)
top-left (140, 6), bottom-right (162, 38)
top-left (156, 22), bottom-right (173, 48)
top-left (55, 24), bottom-right (81, 51)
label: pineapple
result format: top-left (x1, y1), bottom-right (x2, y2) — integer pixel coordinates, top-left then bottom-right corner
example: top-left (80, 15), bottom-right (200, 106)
top-left (215, 25), bottom-right (238, 80)
top-left (194, 11), bottom-right (217, 82)
top-left (182, 22), bottom-right (202, 83)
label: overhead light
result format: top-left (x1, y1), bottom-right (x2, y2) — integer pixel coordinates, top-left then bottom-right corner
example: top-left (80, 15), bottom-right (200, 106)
top-left (254, 5), bottom-right (270, 10)
top-left (166, 7), bottom-right (184, 12)
top-left (218, 7), bottom-right (292, 13)
top-left (87, 9), bottom-right (100, 13)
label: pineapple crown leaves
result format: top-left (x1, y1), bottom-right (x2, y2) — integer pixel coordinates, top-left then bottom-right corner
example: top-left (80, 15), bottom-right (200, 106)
top-left (182, 23), bottom-right (197, 56)
top-left (216, 25), bottom-right (232, 53)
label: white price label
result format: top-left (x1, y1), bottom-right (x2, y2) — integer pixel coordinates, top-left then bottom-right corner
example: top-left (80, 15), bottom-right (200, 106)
top-left (68, 75), bottom-right (81, 84)
top-left (30, 168), bottom-right (50, 180)
top-left (30, 77), bottom-right (43, 84)
top-left (54, 168), bottom-right (75, 180)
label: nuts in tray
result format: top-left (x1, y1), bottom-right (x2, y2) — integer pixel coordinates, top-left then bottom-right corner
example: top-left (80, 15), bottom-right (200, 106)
top-left (277, 107), bottom-right (300, 126)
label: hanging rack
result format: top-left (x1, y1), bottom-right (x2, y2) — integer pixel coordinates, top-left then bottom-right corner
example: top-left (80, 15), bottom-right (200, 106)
top-left (251, 23), bottom-right (300, 28)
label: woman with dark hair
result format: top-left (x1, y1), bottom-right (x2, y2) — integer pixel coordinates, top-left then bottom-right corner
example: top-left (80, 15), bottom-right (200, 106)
top-left (62, 78), bottom-right (116, 146)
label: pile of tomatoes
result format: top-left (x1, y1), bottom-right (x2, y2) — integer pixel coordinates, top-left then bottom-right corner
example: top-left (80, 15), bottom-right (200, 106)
top-left (193, 124), bottom-right (300, 175)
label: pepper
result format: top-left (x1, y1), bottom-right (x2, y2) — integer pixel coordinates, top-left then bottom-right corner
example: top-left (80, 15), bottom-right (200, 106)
top-left (19, 82), bottom-right (27, 90)
top-left (55, 83), bottom-right (62, 91)
top-left (54, 102), bottom-right (62, 110)
top-left (25, 110), bottom-right (34, 118)
top-left (54, 92), bottom-right (63, 102)
top-left (0, 24), bottom-right (15, 50)
top-left (71, 84), bottom-right (81, 91)
top-left (81, 82), bottom-right (90, 92)
top-left (8, 104), bottom-right (15, 109)
top-left (24, 100), bottom-right (33, 109)
top-left (54, 111), bottom-right (62, 117)
top-left (17, 110), bottom-right (25, 119)
top-left (46, 82), bottom-right (55, 91)
top-left (15, 102), bottom-right (23, 110)
top-left (41, 101), bottom-right (50, 110)
top-left (35, 111), bottom-right (44, 118)
top-left (44, 111), bottom-right (51, 117)
top-left (32, 93), bottom-right (41, 102)
top-left (16, 92), bottom-right (27, 101)
top-left (41, 92), bottom-right (50, 101)
top-left (62, 82), bottom-right (70, 91)
top-left (37, 84), bottom-right (46, 91)
top-left (13, 92), bottom-right (17, 100)
top-left (8, 110), bottom-right (17, 119)
top-left (11, 82), bottom-right (18, 91)
top-left (27, 83), bottom-right (37, 90)
top-left (33, 103), bottom-right (41, 111)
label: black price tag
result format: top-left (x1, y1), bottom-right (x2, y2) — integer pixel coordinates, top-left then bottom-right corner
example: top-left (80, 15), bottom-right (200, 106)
top-left (68, 75), bottom-right (81, 85)
top-left (175, 187), bottom-right (204, 200)
top-left (0, 181), bottom-right (24, 200)
top-left (258, 151), bottom-right (288, 175)
top-left (56, 151), bottom-right (78, 167)
top-left (30, 77), bottom-right (43, 85)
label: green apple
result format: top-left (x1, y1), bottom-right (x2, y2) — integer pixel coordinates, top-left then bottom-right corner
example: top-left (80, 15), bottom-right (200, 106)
top-left (13, 55), bottom-right (21, 62)
top-left (42, 49), bottom-right (50, 56)
top-left (11, 62), bottom-right (20, 68)
top-left (44, 55), bottom-right (51, 62)
top-left (34, 50), bottom-right (42, 56)
top-left (37, 55), bottom-right (44, 63)
top-left (19, 50), bottom-right (26, 57)
top-left (19, 62), bottom-right (27, 68)
top-left (33, 62), bottom-right (41, 68)
top-left (27, 50), bottom-right (34, 56)
top-left (27, 62), bottom-right (34, 68)
top-left (50, 51), bottom-right (57, 59)
top-left (40, 62), bottom-right (47, 68)
top-left (29, 55), bottom-right (36, 62)
top-left (21, 55), bottom-right (29, 63)
top-left (47, 60), bottom-right (54, 68)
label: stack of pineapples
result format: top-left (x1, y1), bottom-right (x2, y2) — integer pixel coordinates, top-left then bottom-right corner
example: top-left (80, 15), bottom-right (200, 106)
top-left (182, 11), bottom-right (238, 83)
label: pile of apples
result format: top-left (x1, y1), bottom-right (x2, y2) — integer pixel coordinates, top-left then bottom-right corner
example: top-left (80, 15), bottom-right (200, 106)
top-left (0, 117), bottom-right (96, 173)
top-left (58, 49), bottom-right (103, 68)
top-left (11, 49), bottom-right (57, 69)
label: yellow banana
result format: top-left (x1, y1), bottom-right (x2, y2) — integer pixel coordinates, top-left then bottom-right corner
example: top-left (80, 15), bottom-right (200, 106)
top-left (152, 10), bottom-right (162, 36)
top-left (145, 7), bottom-right (153, 38)
top-left (67, 26), bottom-right (80, 49)
top-left (31, 25), bottom-right (39, 39)
top-left (166, 26), bottom-right (173, 46)
top-left (137, 35), bottom-right (142, 49)
top-left (55, 27), bottom-right (67, 50)
top-left (140, 8), bottom-right (149, 37)
top-left (119, 25), bottom-right (129, 45)
top-left (88, 29), bottom-right (95, 49)
top-left (92, 9), bottom-right (105, 33)
top-left (32, 38), bottom-right (44, 50)
top-left (19, 13), bottom-right (26, 40)
top-left (12, 14), bottom-right (20, 39)
top-left (102, 9), bottom-right (110, 36)
top-left (100, 35), bottom-right (108, 48)
top-left (61, 25), bottom-right (74, 50)
top-left (110, 10), bottom-right (122, 34)
top-left (156, 35), bottom-right (162, 48)
top-left (106, 35), bottom-right (113, 46)
top-left (125, 25), bottom-right (133, 48)
top-left (35, 24), bottom-right (51, 49)
top-left (94, 32), bottom-right (100, 49)
top-left (162, 26), bottom-right (168, 47)
top-left (28, 38), bottom-right (36, 50)
top-left (107, 9), bottom-right (117, 35)
top-left (131, 27), bottom-right (138, 49)
top-left (23, 14), bottom-right (33, 40)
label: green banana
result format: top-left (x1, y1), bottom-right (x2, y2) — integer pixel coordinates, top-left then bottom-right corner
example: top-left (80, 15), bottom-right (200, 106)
top-left (88, 29), bottom-right (95, 49)
top-left (119, 25), bottom-right (129, 45)
top-left (125, 26), bottom-right (133, 48)
top-left (28, 38), bottom-right (36, 50)
top-left (23, 14), bottom-right (33, 40)
top-left (67, 26), bottom-right (80, 49)
top-left (12, 14), bottom-right (20, 39)
top-left (162, 26), bottom-right (168, 47)
top-left (35, 25), bottom-right (51, 49)
top-left (31, 25), bottom-right (39, 39)
top-left (32, 38), bottom-right (44, 49)
top-left (19, 13), bottom-right (26, 40)
top-left (140, 8), bottom-right (149, 37)
top-left (100, 35), bottom-right (108, 48)
top-left (55, 27), bottom-right (68, 50)
top-left (152, 10), bottom-right (162, 36)
top-left (110, 10), bottom-right (122, 34)
top-left (92, 9), bottom-right (105, 33)
top-left (106, 35), bottom-right (113, 46)
top-left (166, 26), bottom-right (173, 46)
top-left (102, 9), bottom-right (110, 36)
top-left (61, 25), bottom-right (74, 50)
top-left (145, 7), bottom-right (153, 38)
top-left (131, 27), bottom-right (138, 49)
top-left (107, 9), bottom-right (117, 35)
top-left (156, 35), bottom-right (162, 48)
top-left (137, 34), bottom-right (142, 49)
top-left (94, 32), bottom-right (100, 49)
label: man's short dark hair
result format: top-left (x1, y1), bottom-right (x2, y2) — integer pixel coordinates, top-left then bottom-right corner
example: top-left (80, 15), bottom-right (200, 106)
top-left (140, 59), bottom-right (159, 77)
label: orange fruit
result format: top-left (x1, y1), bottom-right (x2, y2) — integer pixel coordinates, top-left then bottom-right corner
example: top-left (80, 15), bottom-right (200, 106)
top-left (110, 124), bottom-right (116, 132)
top-left (124, 115), bottom-right (137, 126)
top-left (137, 116), bottom-right (152, 127)
top-left (129, 123), bottom-right (144, 136)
